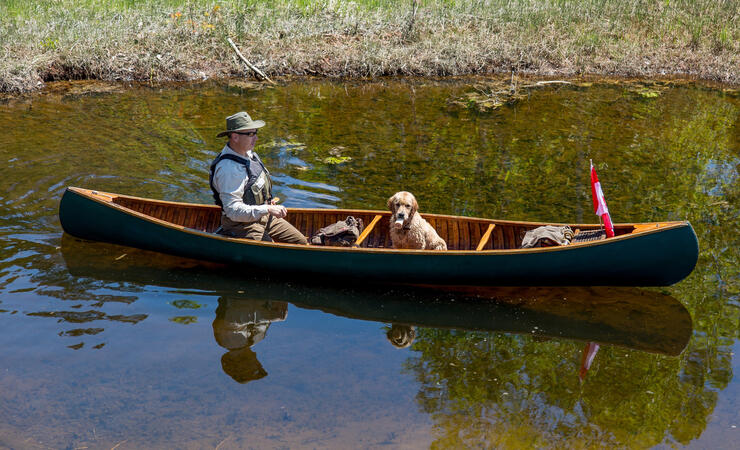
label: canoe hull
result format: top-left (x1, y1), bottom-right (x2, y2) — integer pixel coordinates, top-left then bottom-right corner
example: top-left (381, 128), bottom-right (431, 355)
top-left (58, 188), bottom-right (699, 287)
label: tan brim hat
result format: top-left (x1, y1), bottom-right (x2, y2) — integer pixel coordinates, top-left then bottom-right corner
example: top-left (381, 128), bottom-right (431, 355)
top-left (217, 111), bottom-right (265, 137)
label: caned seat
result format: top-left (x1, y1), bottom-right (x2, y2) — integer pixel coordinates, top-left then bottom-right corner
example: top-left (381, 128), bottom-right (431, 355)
top-left (571, 229), bottom-right (606, 243)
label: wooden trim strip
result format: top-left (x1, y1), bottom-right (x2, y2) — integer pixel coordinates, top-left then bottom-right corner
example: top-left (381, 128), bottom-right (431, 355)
top-left (354, 215), bottom-right (382, 248)
top-left (476, 224), bottom-right (496, 251)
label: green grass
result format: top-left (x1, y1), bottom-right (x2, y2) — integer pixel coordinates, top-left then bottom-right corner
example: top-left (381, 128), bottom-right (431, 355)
top-left (0, 0), bottom-right (737, 92)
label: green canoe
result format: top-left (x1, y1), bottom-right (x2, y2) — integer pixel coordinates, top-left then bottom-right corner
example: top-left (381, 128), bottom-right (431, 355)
top-left (58, 187), bottom-right (699, 287)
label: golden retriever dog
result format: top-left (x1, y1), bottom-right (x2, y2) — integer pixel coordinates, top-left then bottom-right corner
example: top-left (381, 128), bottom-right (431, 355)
top-left (387, 191), bottom-right (447, 250)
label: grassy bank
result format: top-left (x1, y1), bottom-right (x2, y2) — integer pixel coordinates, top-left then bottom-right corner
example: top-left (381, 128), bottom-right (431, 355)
top-left (1, 0), bottom-right (738, 93)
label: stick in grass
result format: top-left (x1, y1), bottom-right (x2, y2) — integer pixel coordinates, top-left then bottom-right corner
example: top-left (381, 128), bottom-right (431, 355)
top-left (227, 38), bottom-right (275, 85)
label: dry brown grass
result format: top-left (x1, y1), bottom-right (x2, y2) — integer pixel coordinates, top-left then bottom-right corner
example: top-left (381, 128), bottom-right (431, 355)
top-left (0, 0), bottom-right (737, 93)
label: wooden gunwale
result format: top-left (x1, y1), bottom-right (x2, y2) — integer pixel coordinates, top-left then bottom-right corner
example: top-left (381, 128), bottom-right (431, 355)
top-left (65, 187), bottom-right (689, 255)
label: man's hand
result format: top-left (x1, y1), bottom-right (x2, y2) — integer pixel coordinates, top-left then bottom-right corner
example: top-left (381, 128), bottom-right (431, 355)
top-left (266, 204), bottom-right (287, 219)
top-left (270, 197), bottom-right (280, 205)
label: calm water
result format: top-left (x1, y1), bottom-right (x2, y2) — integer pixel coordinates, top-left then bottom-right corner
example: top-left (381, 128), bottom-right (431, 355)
top-left (0, 79), bottom-right (738, 448)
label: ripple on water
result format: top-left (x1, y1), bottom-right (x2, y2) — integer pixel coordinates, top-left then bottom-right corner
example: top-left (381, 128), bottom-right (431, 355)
top-left (271, 173), bottom-right (342, 208)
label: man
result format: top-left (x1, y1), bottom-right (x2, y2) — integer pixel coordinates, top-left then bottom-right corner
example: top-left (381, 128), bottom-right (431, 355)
top-left (209, 111), bottom-right (307, 244)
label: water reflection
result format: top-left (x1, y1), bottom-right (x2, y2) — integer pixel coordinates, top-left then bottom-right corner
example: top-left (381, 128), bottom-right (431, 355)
top-left (386, 324), bottom-right (416, 349)
top-left (579, 342), bottom-right (600, 381)
top-left (212, 297), bottom-right (287, 384)
top-left (58, 236), bottom-right (692, 365)
top-left (1, 79), bottom-right (736, 447)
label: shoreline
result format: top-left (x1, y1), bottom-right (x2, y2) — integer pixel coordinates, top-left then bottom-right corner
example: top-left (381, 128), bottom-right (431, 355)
top-left (1, 1), bottom-right (737, 94)
top-left (2, 75), bottom-right (737, 104)
top-left (3, 49), bottom-right (738, 96)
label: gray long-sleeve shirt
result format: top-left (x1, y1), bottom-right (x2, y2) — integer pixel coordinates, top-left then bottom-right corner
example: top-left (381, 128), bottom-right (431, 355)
top-left (212, 145), bottom-right (270, 223)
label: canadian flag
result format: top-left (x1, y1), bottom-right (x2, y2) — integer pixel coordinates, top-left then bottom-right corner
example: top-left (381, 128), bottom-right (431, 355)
top-left (590, 160), bottom-right (615, 238)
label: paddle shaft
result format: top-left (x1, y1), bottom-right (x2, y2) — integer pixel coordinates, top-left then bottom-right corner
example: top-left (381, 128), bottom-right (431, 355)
top-left (261, 197), bottom-right (280, 242)
top-left (261, 214), bottom-right (274, 241)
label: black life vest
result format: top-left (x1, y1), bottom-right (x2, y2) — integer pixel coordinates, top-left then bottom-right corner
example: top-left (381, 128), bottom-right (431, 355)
top-left (209, 152), bottom-right (272, 208)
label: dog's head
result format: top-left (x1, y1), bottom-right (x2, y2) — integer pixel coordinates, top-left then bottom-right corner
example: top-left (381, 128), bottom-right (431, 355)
top-left (386, 324), bottom-right (416, 349)
top-left (387, 191), bottom-right (418, 230)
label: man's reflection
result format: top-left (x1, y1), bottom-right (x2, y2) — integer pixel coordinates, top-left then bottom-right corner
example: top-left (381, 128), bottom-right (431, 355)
top-left (386, 323), bottom-right (416, 349)
top-left (212, 297), bottom-right (288, 384)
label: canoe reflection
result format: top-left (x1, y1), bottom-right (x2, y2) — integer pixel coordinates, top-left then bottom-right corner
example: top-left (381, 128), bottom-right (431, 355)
top-left (212, 298), bottom-right (287, 384)
top-left (59, 236), bottom-right (693, 380)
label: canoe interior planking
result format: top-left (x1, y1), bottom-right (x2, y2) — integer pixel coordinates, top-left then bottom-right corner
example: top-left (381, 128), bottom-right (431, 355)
top-left (110, 193), bottom-right (654, 251)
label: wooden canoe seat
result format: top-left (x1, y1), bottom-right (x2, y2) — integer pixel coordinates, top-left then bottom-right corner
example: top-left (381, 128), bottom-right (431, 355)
top-left (476, 224), bottom-right (496, 251)
top-left (354, 215), bottom-right (383, 247)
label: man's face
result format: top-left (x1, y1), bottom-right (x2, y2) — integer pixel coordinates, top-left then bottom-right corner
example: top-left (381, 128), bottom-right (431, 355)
top-left (230, 129), bottom-right (258, 150)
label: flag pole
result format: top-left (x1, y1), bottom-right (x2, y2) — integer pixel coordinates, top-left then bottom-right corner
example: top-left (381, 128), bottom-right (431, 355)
top-left (590, 159), bottom-right (615, 238)
top-left (592, 160), bottom-right (603, 232)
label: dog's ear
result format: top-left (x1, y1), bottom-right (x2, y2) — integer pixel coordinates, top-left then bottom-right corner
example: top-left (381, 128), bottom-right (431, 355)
top-left (387, 194), bottom-right (397, 212)
top-left (410, 195), bottom-right (418, 218)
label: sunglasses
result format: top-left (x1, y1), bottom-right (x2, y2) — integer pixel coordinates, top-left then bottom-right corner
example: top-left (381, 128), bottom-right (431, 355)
top-left (232, 130), bottom-right (258, 136)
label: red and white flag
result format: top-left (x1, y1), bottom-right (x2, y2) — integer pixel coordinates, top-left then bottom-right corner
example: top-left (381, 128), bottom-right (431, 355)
top-left (590, 160), bottom-right (615, 238)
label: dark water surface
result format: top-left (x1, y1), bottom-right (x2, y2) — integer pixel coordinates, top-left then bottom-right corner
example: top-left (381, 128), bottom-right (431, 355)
top-left (0, 79), bottom-right (738, 448)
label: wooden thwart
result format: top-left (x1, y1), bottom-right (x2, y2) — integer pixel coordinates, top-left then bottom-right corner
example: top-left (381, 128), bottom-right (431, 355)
top-left (354, 215), bottom-right (382, 247)
top-left (476, 223), bottom-right (496, 251)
